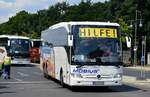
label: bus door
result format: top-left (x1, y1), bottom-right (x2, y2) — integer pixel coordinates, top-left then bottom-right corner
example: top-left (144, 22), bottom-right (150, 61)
top-left (48, 47), bottom-right (55, 78)
top-left (41, 46), bottom-right (55, 78)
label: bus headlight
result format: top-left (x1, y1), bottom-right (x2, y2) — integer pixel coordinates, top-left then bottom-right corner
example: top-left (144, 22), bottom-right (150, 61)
top-left (71, 73), bottom-right (83, 78)
top-left (114, 73), bottom-right (122, 78)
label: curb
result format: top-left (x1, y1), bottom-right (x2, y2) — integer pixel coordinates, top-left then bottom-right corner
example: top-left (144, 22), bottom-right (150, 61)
top-left (123, 76), bottom-right (150, 87)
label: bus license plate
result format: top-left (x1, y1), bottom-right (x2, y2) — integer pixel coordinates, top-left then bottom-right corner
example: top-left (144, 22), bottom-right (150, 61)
top-left (18, 61), bottom-right (23, 64)
top-left (93, 81), bottom-right (104, 86)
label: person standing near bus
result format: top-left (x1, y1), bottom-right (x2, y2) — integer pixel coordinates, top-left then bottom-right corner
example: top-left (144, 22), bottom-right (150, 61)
top-left (0, 61), bottom-right (4, 76)
top-left (0, 47), bottom-right (5, 77)
top-left (3, 53), bottom-right (11, 79)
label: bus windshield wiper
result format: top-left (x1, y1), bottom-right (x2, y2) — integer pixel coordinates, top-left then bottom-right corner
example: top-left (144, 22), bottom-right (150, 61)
top-left (76, 61), bottom-right (99, 68)
top-left (76, 62), bottom-right (86, 68)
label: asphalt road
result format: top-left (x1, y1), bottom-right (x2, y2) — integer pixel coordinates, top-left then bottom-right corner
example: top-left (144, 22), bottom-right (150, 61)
top-left (0, 64), bottom-right (150, 97)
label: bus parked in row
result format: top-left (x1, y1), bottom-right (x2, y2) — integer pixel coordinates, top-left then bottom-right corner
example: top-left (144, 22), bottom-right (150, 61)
top-left (30, 39), bottom-right (41, 63)
top-left (40, 22), bottom-right (123, 87)
top-left (0, 35), bottom-right (31, 65)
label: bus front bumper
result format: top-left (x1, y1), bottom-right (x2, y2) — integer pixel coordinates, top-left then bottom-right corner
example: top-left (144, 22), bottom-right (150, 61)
top-left (11, 59), bottom-right (30, 65)
top-left (69, 77), bottom-right (122, 86)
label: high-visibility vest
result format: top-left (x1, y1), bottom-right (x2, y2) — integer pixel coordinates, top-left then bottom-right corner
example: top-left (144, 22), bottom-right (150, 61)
top-left (0, 62), bottom-right (3, 70)
top-left (4, 56), bottom-right (11, 65)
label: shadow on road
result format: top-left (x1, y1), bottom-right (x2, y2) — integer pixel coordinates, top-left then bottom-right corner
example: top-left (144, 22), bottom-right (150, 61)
top-left (0, 91), bottom-right (16, 94)
top-left (11, 64), bottom-right (37, 67)
top-left (69, 84), bottom-right (142, 93)
top-left (0, 85), bottom-right (8, 89)
top-left (0, 85), bottom-right (16, 95)
top-left (110, 84), bottom-right (142, 92)
top-left (70, 86), bottom-right (114, 92)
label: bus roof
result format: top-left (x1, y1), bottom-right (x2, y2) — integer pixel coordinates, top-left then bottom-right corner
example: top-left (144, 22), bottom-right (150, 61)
top-left (50, 21), bottom-right (120, 29)
top-left (31, 39), bottom-right (42, 41)
top-left (0, 35), bottom-right (30, 40)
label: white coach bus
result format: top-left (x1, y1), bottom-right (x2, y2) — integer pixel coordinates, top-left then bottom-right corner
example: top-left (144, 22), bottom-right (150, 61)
top-left (0, 35), bottom-right (31, 64)
top-left (40, 22), bottom-right (123, 87)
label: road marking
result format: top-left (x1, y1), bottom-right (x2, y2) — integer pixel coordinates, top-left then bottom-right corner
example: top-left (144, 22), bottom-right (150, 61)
top-left (33, 72), bottom-right (43, 76)
top-left (0, 81), bottom-right (51, 84)
top-left (13, 77), bottom-right (23, 82)
top-left (17, 72), bottom-right (29, 77)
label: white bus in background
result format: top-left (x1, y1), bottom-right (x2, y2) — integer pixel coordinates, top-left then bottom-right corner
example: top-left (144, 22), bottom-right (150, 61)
top-left (0, 35), bottom-right (31, 65)
top-left (40, 22), bottom-right (123, 87)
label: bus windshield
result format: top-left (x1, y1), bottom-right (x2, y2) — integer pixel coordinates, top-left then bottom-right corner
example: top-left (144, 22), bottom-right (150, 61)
top-left (32, 41), bottom-right (41, 48)
top-left (72, 25), bottom-right (121, 65)
top-left (10, 39), bottom-right (30, 53)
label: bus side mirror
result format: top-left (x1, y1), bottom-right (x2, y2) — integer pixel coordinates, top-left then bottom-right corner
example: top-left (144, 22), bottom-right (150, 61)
top-left (68, 34), bottom-right (73, 47)
top-left (31, 41), bottom-right (33, 47)
top-left (125, 36), bottom-right (131, 48)
top-left (8, 40), bottom-right (10, 46)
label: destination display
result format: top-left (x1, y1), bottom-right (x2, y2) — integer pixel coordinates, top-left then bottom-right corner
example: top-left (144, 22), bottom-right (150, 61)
top-left (79, 28), bottom-right (117, 38)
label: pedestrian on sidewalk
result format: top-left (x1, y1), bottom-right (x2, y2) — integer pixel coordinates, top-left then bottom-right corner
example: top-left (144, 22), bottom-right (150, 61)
top-left (0, 47), bottom-right (5, 77)
top-left (3, 52), bottom-right (11, 79)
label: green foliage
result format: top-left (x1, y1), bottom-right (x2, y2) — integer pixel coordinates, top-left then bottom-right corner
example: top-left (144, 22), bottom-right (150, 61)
top-left (118, 18), bottom-right (132, 37)
top-left (0, 0), bottom-right (150, 40)
top-left (30, 31), bottom-right (40, 39)
top-left (116, 18), bottom-right (132, 43)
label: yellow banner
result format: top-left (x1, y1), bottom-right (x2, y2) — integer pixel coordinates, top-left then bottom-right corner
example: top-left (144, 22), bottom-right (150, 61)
top-left (79, 28), bottom-right (117, 38)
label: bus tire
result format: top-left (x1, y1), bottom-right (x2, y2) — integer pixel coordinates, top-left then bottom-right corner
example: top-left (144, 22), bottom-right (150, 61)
top-left (60, 71), bottom-right (65, 88)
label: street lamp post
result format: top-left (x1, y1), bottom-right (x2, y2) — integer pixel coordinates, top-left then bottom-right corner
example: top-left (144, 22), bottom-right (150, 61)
top-left (130, 10), bottom-right (146, 80)
top-left (130, 10), bottom-right (142, 66)
top-left (134, 10), bottom-right (138, 66)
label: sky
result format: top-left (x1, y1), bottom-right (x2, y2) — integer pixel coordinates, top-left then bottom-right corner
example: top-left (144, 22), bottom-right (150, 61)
top-left (0, 0), bottom-right (108, 24)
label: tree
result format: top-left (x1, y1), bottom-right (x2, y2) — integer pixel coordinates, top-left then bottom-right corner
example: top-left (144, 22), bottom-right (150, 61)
top-left (0, 0), bottom-right (149, 41)
top-left (118, 18), bottom-right (132, 37)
